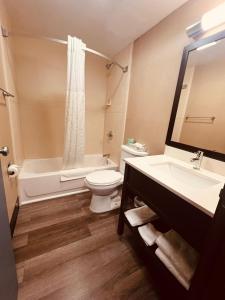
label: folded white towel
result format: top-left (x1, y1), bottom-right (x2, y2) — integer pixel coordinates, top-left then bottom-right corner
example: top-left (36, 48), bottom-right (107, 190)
top-left (124, 205), bottom-right (156, 227)
top-left (156, 230), bottom-right (199, 282)
top-left (138, 223), bottom-right (161, 246)
top-left (155, 248), bottom-right (190, 290)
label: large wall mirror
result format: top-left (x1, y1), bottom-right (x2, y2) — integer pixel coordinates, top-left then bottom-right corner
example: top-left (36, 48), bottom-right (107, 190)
top-left (166, 30), bottom-right (225, 162)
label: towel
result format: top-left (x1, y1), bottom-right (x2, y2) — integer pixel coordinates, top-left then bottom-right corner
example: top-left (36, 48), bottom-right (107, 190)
top-left (124, 205), bottom-right (156, 227)
top-left (155, 248), bottom-right (190, 290)
top-left (156, 230), bottom-right (199, 282)
top-left (138, 223), bottom-right (161, 246)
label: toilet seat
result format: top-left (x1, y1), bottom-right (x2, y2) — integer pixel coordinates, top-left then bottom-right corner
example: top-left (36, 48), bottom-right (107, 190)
top-left (86, 170), bottom-right (122, 186)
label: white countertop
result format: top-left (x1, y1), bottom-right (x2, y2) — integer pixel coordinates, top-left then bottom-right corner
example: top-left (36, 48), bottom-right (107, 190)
top-left (125, 155), bottom-right (225, 218)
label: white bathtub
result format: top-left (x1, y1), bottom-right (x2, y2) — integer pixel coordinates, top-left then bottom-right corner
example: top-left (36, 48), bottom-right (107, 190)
top-left (18, 155), bottom-right (117, 204)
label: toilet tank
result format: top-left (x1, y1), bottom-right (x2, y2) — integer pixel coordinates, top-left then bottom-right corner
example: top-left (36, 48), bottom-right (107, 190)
top-left (119, 145), bottom-right (148, 174)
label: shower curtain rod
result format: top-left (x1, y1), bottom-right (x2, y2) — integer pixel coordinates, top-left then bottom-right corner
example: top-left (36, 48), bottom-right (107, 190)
top-left (1, 28), bottom-right (128, 72)
top-left (46, 37), bottom-right (110, 60)
top-left (47, 37), bottom-right (128, 72)
top-left (5, 30), bottom-right (110, 60)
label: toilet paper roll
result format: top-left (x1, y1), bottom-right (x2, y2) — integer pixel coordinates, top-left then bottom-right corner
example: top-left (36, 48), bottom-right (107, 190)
top-left (8, 164), bottom-right (20, 178)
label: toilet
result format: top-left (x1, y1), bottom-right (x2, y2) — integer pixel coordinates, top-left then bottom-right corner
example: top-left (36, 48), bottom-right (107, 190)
top-left (85, 144), bottom-right (148, 213)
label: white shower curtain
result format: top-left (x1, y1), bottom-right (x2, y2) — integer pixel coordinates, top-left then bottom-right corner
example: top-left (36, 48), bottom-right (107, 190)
top-left (63, 36), bottom-right (86, 169)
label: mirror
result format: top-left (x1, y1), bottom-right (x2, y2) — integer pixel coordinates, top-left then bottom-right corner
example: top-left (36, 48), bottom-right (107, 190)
top-left (166, 30), bottom-right (225, 162)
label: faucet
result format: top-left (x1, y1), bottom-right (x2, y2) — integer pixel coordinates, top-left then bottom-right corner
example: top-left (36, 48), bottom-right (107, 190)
top-left (190, 151), bottom-right (204, 170)
top-left (103, 153), bottom-right (110, 165)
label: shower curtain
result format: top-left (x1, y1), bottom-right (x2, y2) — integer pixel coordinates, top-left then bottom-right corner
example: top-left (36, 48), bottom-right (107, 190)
top-left (63, 36), bottom-right (86, 169)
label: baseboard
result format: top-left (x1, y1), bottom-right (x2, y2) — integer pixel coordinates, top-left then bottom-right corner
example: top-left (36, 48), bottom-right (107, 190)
top-left (10, 198), bottom-right (19, 237)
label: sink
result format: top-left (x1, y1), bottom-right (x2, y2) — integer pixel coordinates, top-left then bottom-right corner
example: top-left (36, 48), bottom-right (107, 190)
top-left (149, 162), bottom-right (221, 189)
top-left (125, 154), bottom-right (225, 217)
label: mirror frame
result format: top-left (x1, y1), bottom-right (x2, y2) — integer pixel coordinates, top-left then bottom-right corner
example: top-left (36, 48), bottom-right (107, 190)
top-left (166, 29), bottom-right (225, 162)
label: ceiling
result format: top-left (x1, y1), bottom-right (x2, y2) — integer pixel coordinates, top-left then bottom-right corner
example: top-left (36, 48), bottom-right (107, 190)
top-left (4, 0), bottom-right (189, 57)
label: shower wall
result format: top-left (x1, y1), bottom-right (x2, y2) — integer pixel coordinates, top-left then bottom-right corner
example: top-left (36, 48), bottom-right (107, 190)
top-left (12, 37), bottom-right (107, 159)
top-left (103, 44), bottom-right (133, 164)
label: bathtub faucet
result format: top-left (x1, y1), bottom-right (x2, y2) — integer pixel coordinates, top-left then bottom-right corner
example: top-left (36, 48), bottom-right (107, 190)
top-left (103, 153), bottom-right (110, 159)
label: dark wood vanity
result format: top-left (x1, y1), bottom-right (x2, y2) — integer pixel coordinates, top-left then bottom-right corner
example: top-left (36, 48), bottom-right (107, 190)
top-left (118, 163), bottom-right (225, 300)
top-left (118, 164), bottom-right (211, 252)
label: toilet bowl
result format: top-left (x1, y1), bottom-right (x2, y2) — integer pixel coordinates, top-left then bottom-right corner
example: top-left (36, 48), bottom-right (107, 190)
top-left (85, 144), bottom-right (148, 213)
top-left (85, 170), bottom-right (123, 213)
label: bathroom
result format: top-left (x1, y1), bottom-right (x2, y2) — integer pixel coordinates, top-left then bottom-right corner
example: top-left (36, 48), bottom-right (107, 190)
top-left (0, 0), bottom-right (225, 299)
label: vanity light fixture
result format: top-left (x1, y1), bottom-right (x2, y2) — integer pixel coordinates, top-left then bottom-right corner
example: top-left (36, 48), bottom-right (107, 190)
top-left (186, 22), bottom-right (202, 38)
top-left (196, 41), bottom-right (217, 51)
top-left (201, 2), bottom-right (225, 31)
top-left (186, 2), bottom-right (225, 38)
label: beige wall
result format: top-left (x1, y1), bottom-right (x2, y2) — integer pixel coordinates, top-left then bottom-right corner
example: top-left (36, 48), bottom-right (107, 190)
top-left (0, 0), bottom-right (23, 219)
top-left (124, 0), bottom-right (225, 156)
top-left (13, 37), bottom-right (107, 159)
top-left (180, 59), bottom-right (225, 153)
top-left (103, 44), bottom-right (133, 164)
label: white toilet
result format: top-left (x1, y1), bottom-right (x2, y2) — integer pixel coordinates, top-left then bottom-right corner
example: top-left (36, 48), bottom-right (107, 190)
top-left (85, 145), bottom-right (148, 213)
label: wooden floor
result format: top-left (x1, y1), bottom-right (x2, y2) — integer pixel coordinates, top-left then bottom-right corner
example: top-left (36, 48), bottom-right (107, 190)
top-left (13, 192), bottom-right (159, 300)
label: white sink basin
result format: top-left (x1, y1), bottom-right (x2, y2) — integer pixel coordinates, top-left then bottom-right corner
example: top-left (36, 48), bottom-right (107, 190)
top-left (125, 154), bottom-right (225, 217)
top-left (149, 162), bottom-right (220, 190)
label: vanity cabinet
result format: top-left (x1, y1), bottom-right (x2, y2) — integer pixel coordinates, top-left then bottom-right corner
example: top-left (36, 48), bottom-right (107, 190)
top-left (118, 163), bottom-right (225, 300)
top-left (118, 164), bottom-right (211, 252)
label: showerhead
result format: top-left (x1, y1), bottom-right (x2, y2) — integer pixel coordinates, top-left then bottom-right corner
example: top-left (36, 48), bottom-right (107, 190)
top-left (105, 61), bottom-right (128, 73)
top-left (105, 62), bottom-right (114, 70)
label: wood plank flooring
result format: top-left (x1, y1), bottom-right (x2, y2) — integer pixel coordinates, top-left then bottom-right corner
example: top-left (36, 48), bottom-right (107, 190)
top-left (13, 192), bottom-right (159, 300)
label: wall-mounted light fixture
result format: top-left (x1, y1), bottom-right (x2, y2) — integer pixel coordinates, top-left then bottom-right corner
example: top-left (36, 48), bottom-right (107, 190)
top-left (186, 2), bottom-right (225, 38)
top-left (202, 2), bottom-right (225, 31)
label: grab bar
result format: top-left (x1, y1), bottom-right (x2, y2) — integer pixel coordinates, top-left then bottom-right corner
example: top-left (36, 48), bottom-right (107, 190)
top-left (0, 87), bottom-right (14, 98)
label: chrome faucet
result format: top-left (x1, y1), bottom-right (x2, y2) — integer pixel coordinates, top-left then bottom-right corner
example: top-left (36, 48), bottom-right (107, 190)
top-left (190, 151), bottom-right (204, 170)
top-left (103, 153), bottom-right (110, 165)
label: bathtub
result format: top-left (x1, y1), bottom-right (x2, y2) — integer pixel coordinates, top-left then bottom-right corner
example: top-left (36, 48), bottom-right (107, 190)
top-left (18, 155), bottom-right (117, 204)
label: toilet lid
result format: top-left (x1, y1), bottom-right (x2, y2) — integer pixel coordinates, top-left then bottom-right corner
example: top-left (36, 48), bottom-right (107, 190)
top-left (86, 170), bottom-right (122, 186)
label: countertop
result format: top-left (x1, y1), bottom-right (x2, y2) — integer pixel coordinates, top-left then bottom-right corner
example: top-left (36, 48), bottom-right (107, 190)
top-left (125, 155), bottom-right (225, 217)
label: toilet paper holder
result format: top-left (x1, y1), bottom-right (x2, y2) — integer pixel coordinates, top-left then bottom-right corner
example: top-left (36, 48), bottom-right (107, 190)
top-left (7, 163), bottom-right (15, 176)
top-left (7, 163), bottom-right (19, 177)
